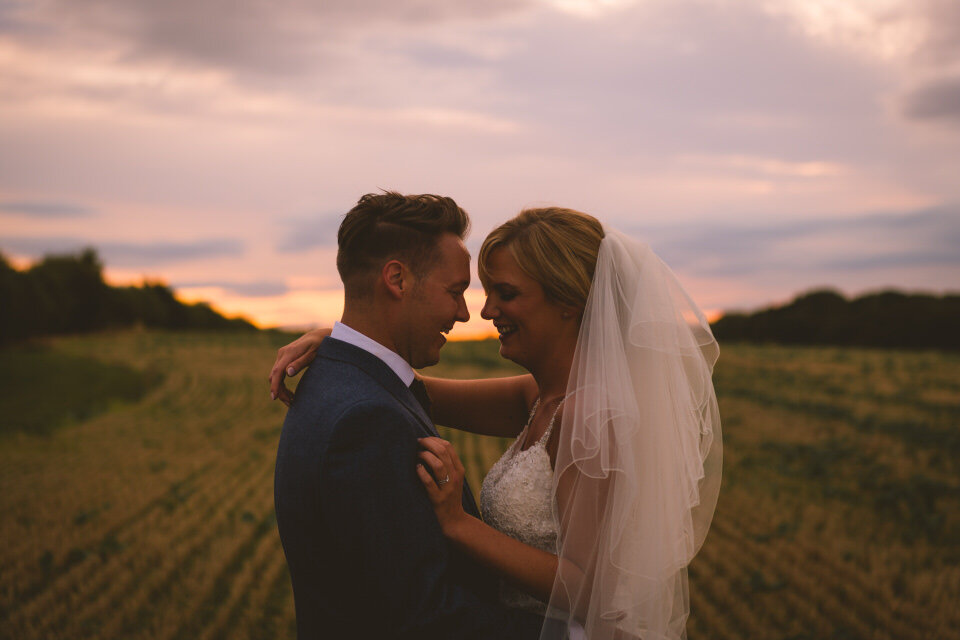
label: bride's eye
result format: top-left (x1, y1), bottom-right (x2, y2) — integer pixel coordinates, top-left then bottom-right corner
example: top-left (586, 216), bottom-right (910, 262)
top-left (493, 284), bottom-right (518, 301)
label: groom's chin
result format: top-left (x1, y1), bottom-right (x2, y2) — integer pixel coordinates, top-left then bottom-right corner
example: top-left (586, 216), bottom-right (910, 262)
top-left (414, 346), bottom-right (443, 369)
top-left (432, 333), bottom-right (448, 357)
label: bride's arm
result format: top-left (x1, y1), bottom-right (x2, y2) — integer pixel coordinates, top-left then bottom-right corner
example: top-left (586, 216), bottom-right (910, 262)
top-left (269, 328), bottom-right (329, 405)
top-left (441, 509), bottom-right (558, 600)
top-left (417, 436), bottom-right (558, 601)
top-left (424, 375), bottom-right (537, 438)
top-left (271, 329), bottom-right (537, 438)
top-left (419, 434), bottom-right (597, 622)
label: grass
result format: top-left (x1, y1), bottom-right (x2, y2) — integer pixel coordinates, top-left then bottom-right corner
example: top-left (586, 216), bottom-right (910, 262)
top-left (0, 339), bottom-right (163, 435)
top-left (0, 331), bottom-right (956, 639)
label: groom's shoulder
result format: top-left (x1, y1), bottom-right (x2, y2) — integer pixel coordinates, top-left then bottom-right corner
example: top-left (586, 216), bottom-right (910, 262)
top-left (289, 346), bottom-right (403, 424)
top-left (283, 359), bottom-right (412, 457)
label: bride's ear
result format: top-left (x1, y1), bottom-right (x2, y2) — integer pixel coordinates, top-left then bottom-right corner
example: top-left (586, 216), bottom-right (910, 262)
top-left (560, 304), bottom-right (584, 321)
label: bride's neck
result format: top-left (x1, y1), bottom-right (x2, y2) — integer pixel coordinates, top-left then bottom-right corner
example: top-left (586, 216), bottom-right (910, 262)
top-left (529, 345), bottom-right (575, 402)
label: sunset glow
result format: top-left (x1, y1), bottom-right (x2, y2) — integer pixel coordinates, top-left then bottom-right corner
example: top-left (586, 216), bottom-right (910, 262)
top-left (2, 0), bottom-right (957, 330)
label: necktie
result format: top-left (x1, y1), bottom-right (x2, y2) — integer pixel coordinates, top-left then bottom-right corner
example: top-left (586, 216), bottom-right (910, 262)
top-left (409, 378), bottom-right (432, 417)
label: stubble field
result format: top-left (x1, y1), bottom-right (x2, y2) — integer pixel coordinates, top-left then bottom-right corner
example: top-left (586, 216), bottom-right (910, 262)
top-left (0, 330), bottom-right (957, 639)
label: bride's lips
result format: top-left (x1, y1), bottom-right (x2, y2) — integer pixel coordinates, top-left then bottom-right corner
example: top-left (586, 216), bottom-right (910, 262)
top-left (494, 322), bottom-right (518, 341)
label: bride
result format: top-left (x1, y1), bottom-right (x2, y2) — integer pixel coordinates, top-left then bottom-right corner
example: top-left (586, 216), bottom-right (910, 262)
top-left (271, 207), bottom-right (722, 640)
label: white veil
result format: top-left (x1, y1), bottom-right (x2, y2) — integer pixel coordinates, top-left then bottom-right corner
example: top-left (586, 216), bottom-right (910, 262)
top-left (542, 229), bottom-right (722, 640)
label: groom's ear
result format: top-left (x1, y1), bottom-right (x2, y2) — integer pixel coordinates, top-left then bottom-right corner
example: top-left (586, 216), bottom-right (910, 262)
top-left (381, 260), bottom-right (409, 300)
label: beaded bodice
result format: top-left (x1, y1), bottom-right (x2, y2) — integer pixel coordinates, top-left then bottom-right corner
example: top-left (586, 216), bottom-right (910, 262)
top-left (479, 399), bottom-right (561, 614)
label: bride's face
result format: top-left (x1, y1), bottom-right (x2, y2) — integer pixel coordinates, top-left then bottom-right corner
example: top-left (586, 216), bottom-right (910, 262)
top-left (480, 248), bottom-right (576, 370)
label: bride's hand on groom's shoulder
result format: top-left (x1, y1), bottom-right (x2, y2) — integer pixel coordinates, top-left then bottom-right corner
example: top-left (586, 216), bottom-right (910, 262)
top-left (416, 437), bottom-right (469, 536)
top-left (269, 328), bottom-right (330, 406)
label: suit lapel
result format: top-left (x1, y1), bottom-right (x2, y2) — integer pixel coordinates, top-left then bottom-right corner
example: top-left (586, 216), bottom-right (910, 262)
top-left (318, 338), bottom-right (438, 436)
top-left (318, 337), bottom-right (480, 516)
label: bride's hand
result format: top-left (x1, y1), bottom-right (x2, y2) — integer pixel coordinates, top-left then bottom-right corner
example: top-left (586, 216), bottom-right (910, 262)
top-left (269, 328), bottom-right (330, 406)
top-left (416, 437), bottom-right (469, 536)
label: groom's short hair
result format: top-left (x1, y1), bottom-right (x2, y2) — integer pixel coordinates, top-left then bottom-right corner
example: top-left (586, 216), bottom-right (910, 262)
top-left (337, 191), bottom-right (470, 298)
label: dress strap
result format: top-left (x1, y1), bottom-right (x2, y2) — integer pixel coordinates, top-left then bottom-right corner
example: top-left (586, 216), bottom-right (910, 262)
top-left (536, 398), bottom-right (565, 446)
top-left (515, 398), bottom-right (540, 444)
top-left (526, 398), bottom-right (540, 422)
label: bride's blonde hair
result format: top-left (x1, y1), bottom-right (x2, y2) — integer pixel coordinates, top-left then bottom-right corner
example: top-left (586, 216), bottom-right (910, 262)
top-left (478, 207), bottom-right (605, 311)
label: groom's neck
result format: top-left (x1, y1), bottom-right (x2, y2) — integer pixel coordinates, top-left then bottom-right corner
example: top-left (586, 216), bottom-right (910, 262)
top-left (340, 305), bottom-right (399, 357)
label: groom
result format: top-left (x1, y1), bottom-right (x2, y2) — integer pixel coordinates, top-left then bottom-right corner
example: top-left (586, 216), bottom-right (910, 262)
top-left (274, 192), bottom-right (544, 639)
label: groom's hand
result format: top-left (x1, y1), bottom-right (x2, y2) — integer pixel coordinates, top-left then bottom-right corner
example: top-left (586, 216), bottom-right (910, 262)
top-left (269, 328), bottom-right (329, 406)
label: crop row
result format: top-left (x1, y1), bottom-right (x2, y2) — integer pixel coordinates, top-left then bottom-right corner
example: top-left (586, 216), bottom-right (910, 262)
top-left (3, 333), bottom-right (957, 639)
top-left (5, 459), bottom-right (271, 638)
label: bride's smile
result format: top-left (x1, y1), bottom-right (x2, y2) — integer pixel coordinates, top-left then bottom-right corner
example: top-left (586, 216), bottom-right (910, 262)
top-left (480, 248), bottom-right (579, 373)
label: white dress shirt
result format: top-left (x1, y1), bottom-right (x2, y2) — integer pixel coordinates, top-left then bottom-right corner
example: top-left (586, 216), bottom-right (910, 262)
top-left (330, 321), bottom-right (416, 386)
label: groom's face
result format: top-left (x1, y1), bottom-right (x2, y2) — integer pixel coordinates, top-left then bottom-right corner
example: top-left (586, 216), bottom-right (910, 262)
top-left (397, 233), bottom-right (471, 368)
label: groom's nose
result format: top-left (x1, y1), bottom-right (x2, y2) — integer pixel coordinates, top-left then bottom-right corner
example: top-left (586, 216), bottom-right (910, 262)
top-left (456, 294), bottom-right (469, 323)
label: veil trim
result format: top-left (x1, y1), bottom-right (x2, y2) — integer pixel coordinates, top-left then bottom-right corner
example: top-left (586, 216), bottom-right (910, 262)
top-left (540, 229), bottom-right (722, 640)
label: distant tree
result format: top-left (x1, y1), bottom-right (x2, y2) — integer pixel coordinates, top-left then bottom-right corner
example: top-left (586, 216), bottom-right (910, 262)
top-left (711, 288), bottom-right (960, 350)
top-left (0, 253), bottom-right (26, 341)
top-left (0, 249), bottom-right (255, 345)
top-left (27, 248), bottom-right (111, 334)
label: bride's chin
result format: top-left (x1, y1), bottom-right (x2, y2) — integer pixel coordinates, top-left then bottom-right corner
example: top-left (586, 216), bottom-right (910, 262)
top-left (498, 341), bottom-right (522, 364)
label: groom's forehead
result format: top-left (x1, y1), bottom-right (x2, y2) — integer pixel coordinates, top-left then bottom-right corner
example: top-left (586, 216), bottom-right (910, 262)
top-left (441, 256), bottom-right (471, 285)
top-left (436, 234), bottom-right (470, 264)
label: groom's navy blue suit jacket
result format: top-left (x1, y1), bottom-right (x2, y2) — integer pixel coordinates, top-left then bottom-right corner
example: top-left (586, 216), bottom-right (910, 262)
top-left (274, 337), bottom-right (543, 640)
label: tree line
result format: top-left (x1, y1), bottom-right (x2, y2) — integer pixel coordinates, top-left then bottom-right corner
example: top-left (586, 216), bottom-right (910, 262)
top-left (4, 248), bottom-right (956, 350)
top-left (711, 288), bottom-right (960, 350)
top-left (1, 248), bottom-right (255, 345)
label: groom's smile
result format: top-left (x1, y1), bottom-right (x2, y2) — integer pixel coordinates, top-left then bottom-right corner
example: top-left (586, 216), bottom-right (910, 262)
top-left (401, 232), bottom-right (471, 368)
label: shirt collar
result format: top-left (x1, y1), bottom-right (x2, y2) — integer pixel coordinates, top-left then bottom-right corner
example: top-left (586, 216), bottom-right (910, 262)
top-left (330, 321), bottom-right (416, 386)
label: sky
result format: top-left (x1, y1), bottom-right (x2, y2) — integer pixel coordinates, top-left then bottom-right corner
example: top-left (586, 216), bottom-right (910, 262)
top-left (1, 0), bottom-right (958, 337)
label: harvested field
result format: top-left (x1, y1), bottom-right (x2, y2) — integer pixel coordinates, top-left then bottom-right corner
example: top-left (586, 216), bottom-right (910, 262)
top-left (0, 331), bottom-right (956, 639)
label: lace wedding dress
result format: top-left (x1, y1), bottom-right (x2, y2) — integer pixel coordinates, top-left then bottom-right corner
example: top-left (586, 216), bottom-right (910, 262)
top-left (479, 399), bottom-right (561, 615)
top-left (477, 230), bottom-right (721, 640)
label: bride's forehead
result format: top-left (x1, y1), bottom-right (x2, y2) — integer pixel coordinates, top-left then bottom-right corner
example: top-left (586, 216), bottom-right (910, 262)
top-left (486, 270), bottom-right (538, 293)
top-left (479, 246), bottom-right (545, 293)
top-left (484, 247), bottom-right (522, 274)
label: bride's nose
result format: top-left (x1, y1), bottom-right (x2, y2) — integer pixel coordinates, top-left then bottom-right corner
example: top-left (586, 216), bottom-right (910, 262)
top-left (480, 296), bottom-right (497, 320)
